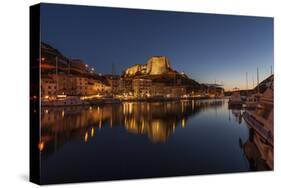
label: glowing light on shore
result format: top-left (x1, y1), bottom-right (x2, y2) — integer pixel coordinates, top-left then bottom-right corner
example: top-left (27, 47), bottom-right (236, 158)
top-left (38, 141), bottom-right (45, 151)
top-left (99, 120), bottom-right (102, 129)
top-left (192, 100), bottom-right (195, 110)
top-left (141, 119), bottom-right (145, 133)
top-left (57, 94), bottom-right (67, 98)
top-left (84, 132), bottom-right (89, 142)
top-left (91, 128), bottom-right (95, 137)
top-left (181, 118), bottom-right (186, 128)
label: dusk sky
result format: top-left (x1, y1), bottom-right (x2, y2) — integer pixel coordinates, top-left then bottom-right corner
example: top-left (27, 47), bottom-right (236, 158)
top-left (41, 3), bottom-right (273, 90)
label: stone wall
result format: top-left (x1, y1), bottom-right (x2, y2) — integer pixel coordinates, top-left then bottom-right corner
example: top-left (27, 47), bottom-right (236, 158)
top-left (146, 56), bottom-right (170, 75)
top-left (124, 56), bottom-right (171, 76)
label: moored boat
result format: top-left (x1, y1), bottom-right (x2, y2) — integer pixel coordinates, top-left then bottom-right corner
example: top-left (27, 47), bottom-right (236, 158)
top-left (42, 95), bottom-right (89, 107)
top-left (228, 91), bottom-right (243, 108)
top-left (244, 93), bottom-right (261, 109)
top-left (239, 128), bottom-right (273, 170)
top-left (243, 81), bottom-right (273, 146)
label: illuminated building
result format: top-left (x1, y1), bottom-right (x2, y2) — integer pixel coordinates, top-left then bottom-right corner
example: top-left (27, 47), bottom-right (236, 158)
top-left (146, 56), bottom-right (170, 75)
top-left (104, 75), bottom-right (120, 94)
top-left (41, 75), bottom-right (57, 97)
top-left (40, 42), bottom-right (70, 75)
top-left (72, 76), bottom-right (89, 96)
top-left (124, 56), bottom-right (171, 76)
top-left (87, 79), bottom-right (111, 95)
top-left (71, 59), bottom-right (90, 75)
top-left (132, 78), bottom-right (152, 97)
top-left (150, 83), bottom-right (166, 97)
top-left (119, 78), bottom-right (133, 95)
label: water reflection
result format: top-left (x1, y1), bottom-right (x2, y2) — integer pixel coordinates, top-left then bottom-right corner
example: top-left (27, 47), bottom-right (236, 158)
top-left (240, 128), bottom-right (273, 170)
top-left (40, 99), bottom-right (273, 184)
top-left (41, 100), bottom-right (224, 153)
top-left (227, 106), bottom-right (273, 170)
top-left (230, 109), bottom-right (242, 124)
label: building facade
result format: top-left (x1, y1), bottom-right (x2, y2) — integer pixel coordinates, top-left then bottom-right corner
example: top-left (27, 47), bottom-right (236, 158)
top-left (41, 76), bottom-right (57, 97)
top-left (105, 75), bottom-right (120, 94)
top-left (132, 79), bottom-right (152, 97)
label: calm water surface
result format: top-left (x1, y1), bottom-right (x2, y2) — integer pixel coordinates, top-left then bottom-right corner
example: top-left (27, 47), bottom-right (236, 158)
top-left (40, 99), bottom-right (271, 184)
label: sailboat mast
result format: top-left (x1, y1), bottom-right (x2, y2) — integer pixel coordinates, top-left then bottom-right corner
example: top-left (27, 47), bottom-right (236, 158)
top-left (246, 72), bottom-right (248, 96)
top-left (257, 68), bottom-right (260, 94)
top-left (56, 56), bottom-right (58, 95)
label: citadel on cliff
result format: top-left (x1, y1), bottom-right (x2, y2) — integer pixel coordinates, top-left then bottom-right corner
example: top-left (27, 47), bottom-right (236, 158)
top-left (124, 56), bottom-right (172, 76)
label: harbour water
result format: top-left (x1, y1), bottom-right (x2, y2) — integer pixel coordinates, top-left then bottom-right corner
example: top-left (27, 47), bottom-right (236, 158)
top-left (40, 99), bottom-right (272, 184)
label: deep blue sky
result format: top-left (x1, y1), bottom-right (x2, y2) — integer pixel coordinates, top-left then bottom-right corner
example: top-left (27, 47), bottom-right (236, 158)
top-left (41, 3), bottom-right (273, 90)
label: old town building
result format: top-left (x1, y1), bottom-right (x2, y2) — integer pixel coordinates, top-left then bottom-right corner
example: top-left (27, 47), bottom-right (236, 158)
top-left (41, 75), bottom-right (57, 97)
top-left (132, 79), bottom-right (152, 97)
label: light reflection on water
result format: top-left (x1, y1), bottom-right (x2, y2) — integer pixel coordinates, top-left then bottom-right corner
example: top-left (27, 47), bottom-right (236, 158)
top-left (40, 99), bottom-right (272, 184)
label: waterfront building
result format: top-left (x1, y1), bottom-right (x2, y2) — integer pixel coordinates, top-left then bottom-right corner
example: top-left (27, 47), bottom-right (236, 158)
top-left (150, 83), bottom-right (186, 98)
top-left (71, 59), bottom-right (90, 75)
top-left (72, 76), bottom-right (89, 96)
top-left (132, 78), bottom-right (152, 97)
top-left (41, 43), bottom-right (92, 76)
top-left (41, 75), bottom-right (57, 97)
top-left (150, 83), bottom-right (166, 97)
top-left (168, 85), bottom-right (187, 97)
top-left (202, 84), bottom-right (225, 97)
top-left (87, 79), bottom-right (111, 95)
top-left (41, 73), bottom-right (111, 97)
top-left (119, 78), bottom-right (133, 95)
top-left (50, 74), bottom-right (73, 95)
top-left (41, 42), bottom-right (70, 75)
top-left (105, 75), bottom-right (120, 94)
